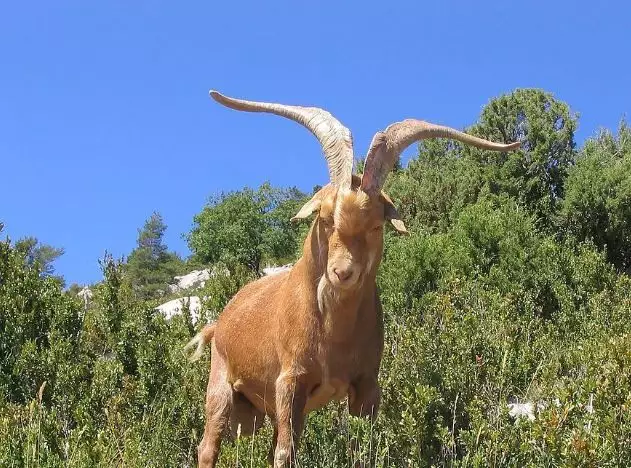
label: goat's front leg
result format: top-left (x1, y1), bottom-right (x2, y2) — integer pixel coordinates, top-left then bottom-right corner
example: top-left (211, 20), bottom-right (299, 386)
top-left (267, 423), bottom-right (278, 466)
top-left (349, 376), bottom-right (380, 419)
top-left (348, 376), bottom-right (380, 468)
top-left (274, 370), bottom-right (307, 467)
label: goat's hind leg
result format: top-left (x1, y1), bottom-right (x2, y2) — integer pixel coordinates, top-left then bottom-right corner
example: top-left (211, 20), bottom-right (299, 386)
top-left (229, 390), bottom-right (265, 437)
top-left (198, 344), bottom-right (233, 468)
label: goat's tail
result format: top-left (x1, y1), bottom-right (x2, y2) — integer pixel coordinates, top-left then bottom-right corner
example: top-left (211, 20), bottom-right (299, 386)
top-left (184, 323), bottom-right (216, 362)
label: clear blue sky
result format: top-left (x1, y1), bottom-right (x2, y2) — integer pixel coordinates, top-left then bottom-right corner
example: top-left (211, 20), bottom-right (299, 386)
top-left (1, 1), bottom-right (629, 286)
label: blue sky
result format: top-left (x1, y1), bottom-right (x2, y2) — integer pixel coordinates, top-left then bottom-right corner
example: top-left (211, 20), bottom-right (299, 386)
top-left (1, 0), bottom-right (629, 286)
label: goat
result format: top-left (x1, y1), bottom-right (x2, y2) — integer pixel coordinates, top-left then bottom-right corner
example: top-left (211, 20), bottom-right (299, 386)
top-left (185, 90), bottom-right (520, 467)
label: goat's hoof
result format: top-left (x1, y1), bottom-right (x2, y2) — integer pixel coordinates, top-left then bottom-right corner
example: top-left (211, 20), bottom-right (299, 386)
top-left (273, 448), bottom-right (290, 467)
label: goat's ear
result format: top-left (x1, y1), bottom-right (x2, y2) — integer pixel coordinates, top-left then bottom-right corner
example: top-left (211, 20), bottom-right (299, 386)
top-left (291, 196), bottom-right (322, 222)
top-left (291, 184), bottom-right (336, 222)
top-left (381, 193), bottom-right (408, 235)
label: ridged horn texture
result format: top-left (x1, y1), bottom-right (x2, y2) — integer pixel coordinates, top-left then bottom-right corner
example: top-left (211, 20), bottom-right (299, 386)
top-left (210, 90), bottom-right (354, 189)
top-left (361, 119), bottom-right (521, 193)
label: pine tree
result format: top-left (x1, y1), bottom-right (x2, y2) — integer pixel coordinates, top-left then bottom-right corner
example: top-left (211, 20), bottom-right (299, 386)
top-left (126, 212), bottom-right (183, 300)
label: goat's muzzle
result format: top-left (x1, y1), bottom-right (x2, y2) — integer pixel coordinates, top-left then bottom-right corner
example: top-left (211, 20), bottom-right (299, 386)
top-left (328, 262), bottom-right (360, 290)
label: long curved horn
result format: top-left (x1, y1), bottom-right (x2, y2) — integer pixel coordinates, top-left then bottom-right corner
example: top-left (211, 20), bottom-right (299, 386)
top-left (361, 119), bottom-right (521, 193)
top-left (210, 90), bottom-right (354, 189)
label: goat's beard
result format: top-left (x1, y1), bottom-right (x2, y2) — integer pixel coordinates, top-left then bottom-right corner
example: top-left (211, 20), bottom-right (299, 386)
top-left (317, 265), bottom-right (366, 315)
top-left (317, 274), bottom-right (338, 316)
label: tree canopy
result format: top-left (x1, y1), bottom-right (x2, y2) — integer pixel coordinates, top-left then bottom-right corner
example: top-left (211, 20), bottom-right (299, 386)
top-left (14, 236), bottom-right (65, 286)
top-left (561, 121), bottom-right (631, 271)
top-left (187, 183), bottom-right (308, 272)
top-left (125, 212), bottom-right (185, 300)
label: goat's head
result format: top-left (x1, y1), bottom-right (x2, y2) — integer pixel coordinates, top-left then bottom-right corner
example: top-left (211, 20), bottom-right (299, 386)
top-left (289, 176), bottom-right (403, 290)
top-left (210, 90), bottom-right (520, 291)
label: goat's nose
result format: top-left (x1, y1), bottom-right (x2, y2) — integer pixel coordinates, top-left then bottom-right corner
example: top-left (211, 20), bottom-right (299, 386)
top-left (333, 267), bottom-right (353, 282)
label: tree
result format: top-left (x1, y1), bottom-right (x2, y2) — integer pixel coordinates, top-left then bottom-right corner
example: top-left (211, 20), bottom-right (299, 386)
top-left (137, 212), bottom-right (168, 259)
top-left (384, 90), bottom-right (577, 235)
top-left (561, 121), bottom-right (631, 271)
top-left (385, 138), bottom-right (485, 233)
top-left (125, 212), bottom-right (184, 300)
top-left (187, 183), bottom-right (308, 272)
top-left (14, 236), bottom-right (65, 285)
top-left (261, 186), bottom-right (311, 264)
top-left (6, 90), bottom-right (631, 467)
top-left (0, 236), bottom-right (82, 405)
top-left (468, 88), bottom-right (577, 226)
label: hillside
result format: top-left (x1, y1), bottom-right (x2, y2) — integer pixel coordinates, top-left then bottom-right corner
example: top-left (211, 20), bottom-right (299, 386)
top-left (2, 89), bottom-right (631, 467)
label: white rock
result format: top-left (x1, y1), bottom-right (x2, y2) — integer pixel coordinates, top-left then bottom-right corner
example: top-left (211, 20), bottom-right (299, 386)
top-left (156, 296), bottom-right (201, 323)
top-left (262, 263), bottom-right (293, 276)
top-left (169, 269), bottom-right (211, 292)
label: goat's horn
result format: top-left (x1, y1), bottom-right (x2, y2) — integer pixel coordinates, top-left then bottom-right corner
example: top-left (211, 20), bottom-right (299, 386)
top-left (210, 90), bottom-right (354, 189)
top-left (361, 119), bottom-right (521, 193)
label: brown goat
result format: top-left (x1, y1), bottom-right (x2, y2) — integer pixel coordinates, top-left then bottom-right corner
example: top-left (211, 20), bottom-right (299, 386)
top-left (185, 91), bottom-right (520, 467)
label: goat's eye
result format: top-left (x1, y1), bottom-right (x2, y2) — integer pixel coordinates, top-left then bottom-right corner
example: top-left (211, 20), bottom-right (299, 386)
top-left (320, 217), bottom-right (333, 228)
top-left (370, 225), bottom-right (383, 233)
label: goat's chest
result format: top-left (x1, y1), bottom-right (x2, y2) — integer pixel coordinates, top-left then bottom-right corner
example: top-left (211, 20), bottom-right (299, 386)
top-left (300, 297), bottom-right (383, 412)
top-left (315, 338), bottom-right (359, 376)
top-left (313, 309), bottom-right (382, 376)
top-left (302, 337), bottom-right (370, 413)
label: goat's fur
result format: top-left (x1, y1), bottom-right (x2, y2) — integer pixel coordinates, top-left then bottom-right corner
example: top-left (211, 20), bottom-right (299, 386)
top-left (187, 91), bottom-right (520, 467)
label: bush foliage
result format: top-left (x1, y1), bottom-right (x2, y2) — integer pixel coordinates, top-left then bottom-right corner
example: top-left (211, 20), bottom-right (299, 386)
top-left (2, 89), bottom-right (631, 467)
